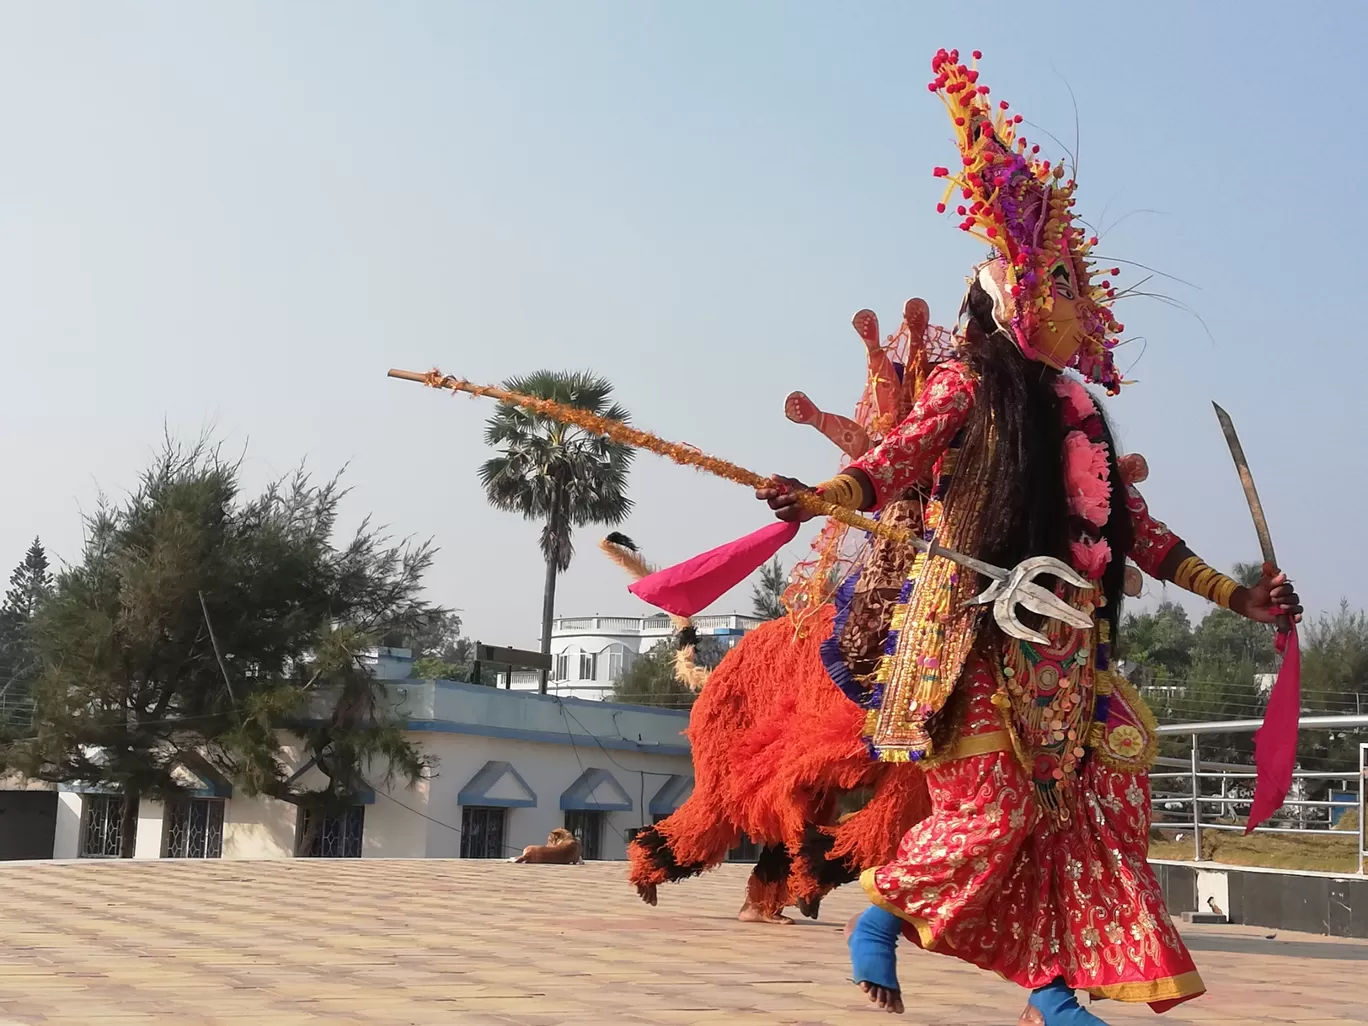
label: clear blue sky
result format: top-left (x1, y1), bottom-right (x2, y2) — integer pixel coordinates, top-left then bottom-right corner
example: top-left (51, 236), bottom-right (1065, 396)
top-left (0, 2), bottom-right (1362, 647)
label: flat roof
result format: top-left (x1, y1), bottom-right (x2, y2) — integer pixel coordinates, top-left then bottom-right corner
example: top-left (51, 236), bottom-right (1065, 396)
top-left (0, 860), bottom-right (1361, 1023)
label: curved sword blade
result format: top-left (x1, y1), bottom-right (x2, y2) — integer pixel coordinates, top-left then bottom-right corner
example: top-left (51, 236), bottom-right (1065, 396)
top-left (1212, 402), bottom-right (1277, 568)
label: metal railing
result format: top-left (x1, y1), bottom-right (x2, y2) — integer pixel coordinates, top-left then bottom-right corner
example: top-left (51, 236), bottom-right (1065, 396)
top-left (1148, 716), bottom-right (1368, 874)
top-left (552, 613), bottom-right (766, 636)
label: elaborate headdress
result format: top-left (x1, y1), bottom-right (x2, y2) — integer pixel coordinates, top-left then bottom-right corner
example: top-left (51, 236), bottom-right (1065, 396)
top-left (929, 49), bottom-right (1125, 393)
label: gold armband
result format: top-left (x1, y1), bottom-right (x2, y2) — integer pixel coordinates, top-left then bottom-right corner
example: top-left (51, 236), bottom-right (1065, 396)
top-left (815, 473), bottom-right (864, 511)
top-left (1172, 555), bottom-right (1238, 609)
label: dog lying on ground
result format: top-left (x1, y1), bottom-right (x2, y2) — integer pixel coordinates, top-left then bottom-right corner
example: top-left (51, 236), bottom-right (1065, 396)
top-left (512, 827), bottom-right (583, 864)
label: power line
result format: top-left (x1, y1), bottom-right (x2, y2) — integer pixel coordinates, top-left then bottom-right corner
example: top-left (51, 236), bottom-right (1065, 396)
top-left (374, 790), bottom-right (524, 857)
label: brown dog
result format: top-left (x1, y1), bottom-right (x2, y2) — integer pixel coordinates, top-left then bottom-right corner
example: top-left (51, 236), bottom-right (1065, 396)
top-left (513, 828), bottom-right (583, 864)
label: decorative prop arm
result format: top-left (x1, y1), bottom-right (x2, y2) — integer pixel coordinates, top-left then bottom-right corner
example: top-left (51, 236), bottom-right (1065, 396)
top-left (389, 367), bottom-right (1094, 644)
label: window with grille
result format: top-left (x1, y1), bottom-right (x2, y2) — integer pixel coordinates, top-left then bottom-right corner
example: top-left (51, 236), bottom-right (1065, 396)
top-left (554, 653), bottom-right (569, 681)
top-left (459, 806), bottom-right (507, 858)
top-left (299, 806), bottom-right (365, 858)
top-left (164, 798), bottom-right (225, 858)
top-left (80, 795), bottom-right (128, 858)
top-left (563, 809), bottom-right (603, 861)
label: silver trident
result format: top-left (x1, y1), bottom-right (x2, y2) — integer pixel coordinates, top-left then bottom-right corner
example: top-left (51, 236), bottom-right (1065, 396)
top-left (908, 536), bottom-right (1096, 646)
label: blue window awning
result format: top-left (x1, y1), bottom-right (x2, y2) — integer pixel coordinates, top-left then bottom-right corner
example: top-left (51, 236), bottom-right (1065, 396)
top-left (648, 774), bottom-right (694, 817)
top-left (58, 753), bottom-right (236, 799)
top-left (172, 754), bottom-right (235, 799)
top-left (283, 756), bottom-right (373, 804)
top-left (458, 760), bottom-right (537, 809)
top-left (559, 767), bottom-right (633, 812)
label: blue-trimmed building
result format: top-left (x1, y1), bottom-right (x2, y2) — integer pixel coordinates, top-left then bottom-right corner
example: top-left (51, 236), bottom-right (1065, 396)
top-left (44, 679), bottom-right (694, 862)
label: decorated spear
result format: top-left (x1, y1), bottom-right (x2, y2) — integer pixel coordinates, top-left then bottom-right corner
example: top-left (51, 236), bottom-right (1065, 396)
top-left (388, 367), bottom-right (1093, 644)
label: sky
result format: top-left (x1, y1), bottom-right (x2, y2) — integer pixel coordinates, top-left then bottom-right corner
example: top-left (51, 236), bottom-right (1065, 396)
top-left (0, 2), bottom-right (1363, 649)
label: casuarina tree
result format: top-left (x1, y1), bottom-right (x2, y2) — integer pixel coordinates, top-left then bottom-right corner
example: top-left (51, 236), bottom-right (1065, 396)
top-left (10, 438), bottom-right (444, 856)
top-left (0, 538), bottom-right (54, 736)
top-left (751, 558), bottom-right (787, 621)
top-left (479, 371), bottom-right (634, 691)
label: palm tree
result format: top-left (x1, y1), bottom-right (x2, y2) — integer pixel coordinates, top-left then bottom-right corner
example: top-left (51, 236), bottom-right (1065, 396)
top-left (479, 371), bottom-right (634, 692)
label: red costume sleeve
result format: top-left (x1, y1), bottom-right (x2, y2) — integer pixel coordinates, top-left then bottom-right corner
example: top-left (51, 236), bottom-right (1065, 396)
top-left (1125, 481), bottom-right (1184, 579)
top-left (846, 361), bottom-right (976, 510)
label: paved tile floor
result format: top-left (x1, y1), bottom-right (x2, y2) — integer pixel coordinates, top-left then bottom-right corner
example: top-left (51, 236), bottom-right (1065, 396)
top-left (0, 860), bottom-right (1364, 1025)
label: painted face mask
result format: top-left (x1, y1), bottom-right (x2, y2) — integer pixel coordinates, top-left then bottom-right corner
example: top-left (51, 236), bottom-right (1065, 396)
top-left (1026, 256), bottom-right (1086, 370)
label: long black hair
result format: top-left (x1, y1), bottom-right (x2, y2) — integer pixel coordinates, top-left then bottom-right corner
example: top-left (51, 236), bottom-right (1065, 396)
top-left (958, 279), bottom-right (1130, 634)
top-left (1094, 403), bottom-right (1134, 638)
top-left (959, 280), bottom-right (1070, 570)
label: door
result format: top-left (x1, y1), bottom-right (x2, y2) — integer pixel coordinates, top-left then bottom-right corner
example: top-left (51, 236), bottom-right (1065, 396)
top-left (0, 791), bottom-right (57, 860)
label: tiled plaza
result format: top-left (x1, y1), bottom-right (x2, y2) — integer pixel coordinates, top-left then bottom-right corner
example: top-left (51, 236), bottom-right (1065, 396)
top-left (0, 859), bottom-right (1364, 1025)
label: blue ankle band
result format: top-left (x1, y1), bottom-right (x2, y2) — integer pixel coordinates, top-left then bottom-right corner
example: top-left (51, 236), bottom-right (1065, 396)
top-left (1028, 979), bottom-right (1108, 1026)
top-left (848, 905), bottom-right (902, 993)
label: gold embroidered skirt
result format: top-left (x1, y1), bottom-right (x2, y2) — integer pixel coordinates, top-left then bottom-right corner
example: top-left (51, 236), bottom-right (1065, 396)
top-left (861, 656), bottom-right (1204, 1011)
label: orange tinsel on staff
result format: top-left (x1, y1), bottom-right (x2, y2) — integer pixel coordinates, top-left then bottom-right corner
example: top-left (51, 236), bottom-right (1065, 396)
top-left (388, 367), bottom-right (910, 545)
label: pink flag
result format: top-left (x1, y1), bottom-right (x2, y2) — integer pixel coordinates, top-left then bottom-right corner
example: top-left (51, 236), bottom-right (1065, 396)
top-left (1244, 626), bottom-right (1301, 834)
top-left (628, 521), bottom-right (800, 618)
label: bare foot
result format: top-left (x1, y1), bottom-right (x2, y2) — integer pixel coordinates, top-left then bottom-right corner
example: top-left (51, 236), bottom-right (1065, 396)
top-left (637, 883), bottom-right (658, 907)
top-left (1017, 1001), bottom-right (1044, 1026)
top-left (853, 309), bottom-right (880, 350)
top-left (846, 913), bottom-right (904, 1014)
top-left (858, 981), bottom-right (905, 1014)
top-left (738, 903), bottom-right (793, 924)
top-left (785, 391), bottom-right (819, 426)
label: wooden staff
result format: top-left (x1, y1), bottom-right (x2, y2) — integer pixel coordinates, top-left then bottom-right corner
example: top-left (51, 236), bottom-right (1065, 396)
top-left (387, 368), bottom-right (907, 543)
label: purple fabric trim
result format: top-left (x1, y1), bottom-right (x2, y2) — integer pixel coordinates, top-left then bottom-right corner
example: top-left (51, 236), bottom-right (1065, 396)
top-left (1093, 693), bottom-right (1112, 728)
top-left (820, 564), bottom-right (869, 707)
top-left (821, 426), bottom-right (969, 743)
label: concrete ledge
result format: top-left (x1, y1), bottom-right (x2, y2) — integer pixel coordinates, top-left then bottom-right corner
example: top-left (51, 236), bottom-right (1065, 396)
top-left (1153, 859), bottom-right (1368, 938)
top-left (1181, 911), bottom-right (1228, 925)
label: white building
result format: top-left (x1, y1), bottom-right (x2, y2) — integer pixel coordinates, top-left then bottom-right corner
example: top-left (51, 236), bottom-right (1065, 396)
top-left (39, 680), bottom-right (693, 863)
top-left (498, 613), bottom-right (763, 700)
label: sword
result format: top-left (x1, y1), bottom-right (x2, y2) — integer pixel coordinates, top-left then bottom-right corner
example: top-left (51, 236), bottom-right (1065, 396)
top-left (391, 367), bottom-right (1095, 645)
top-left (1213, 401), bottom-right (1301, 834)
top-left (1212, 402), bottom-right (1289, 632)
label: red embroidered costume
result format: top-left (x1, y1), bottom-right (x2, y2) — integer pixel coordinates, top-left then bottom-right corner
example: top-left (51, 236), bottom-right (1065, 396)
top-left (843, 360), bottom-right (1203, 1008)
top-left (615, 45), bottom-right (1300, 1026)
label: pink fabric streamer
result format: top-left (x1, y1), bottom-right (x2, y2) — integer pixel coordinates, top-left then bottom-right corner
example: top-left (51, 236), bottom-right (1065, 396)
top-left (628, 521), bottom-right (800, 618)
top-left (1244, 626), bottom-right (1301, 834)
